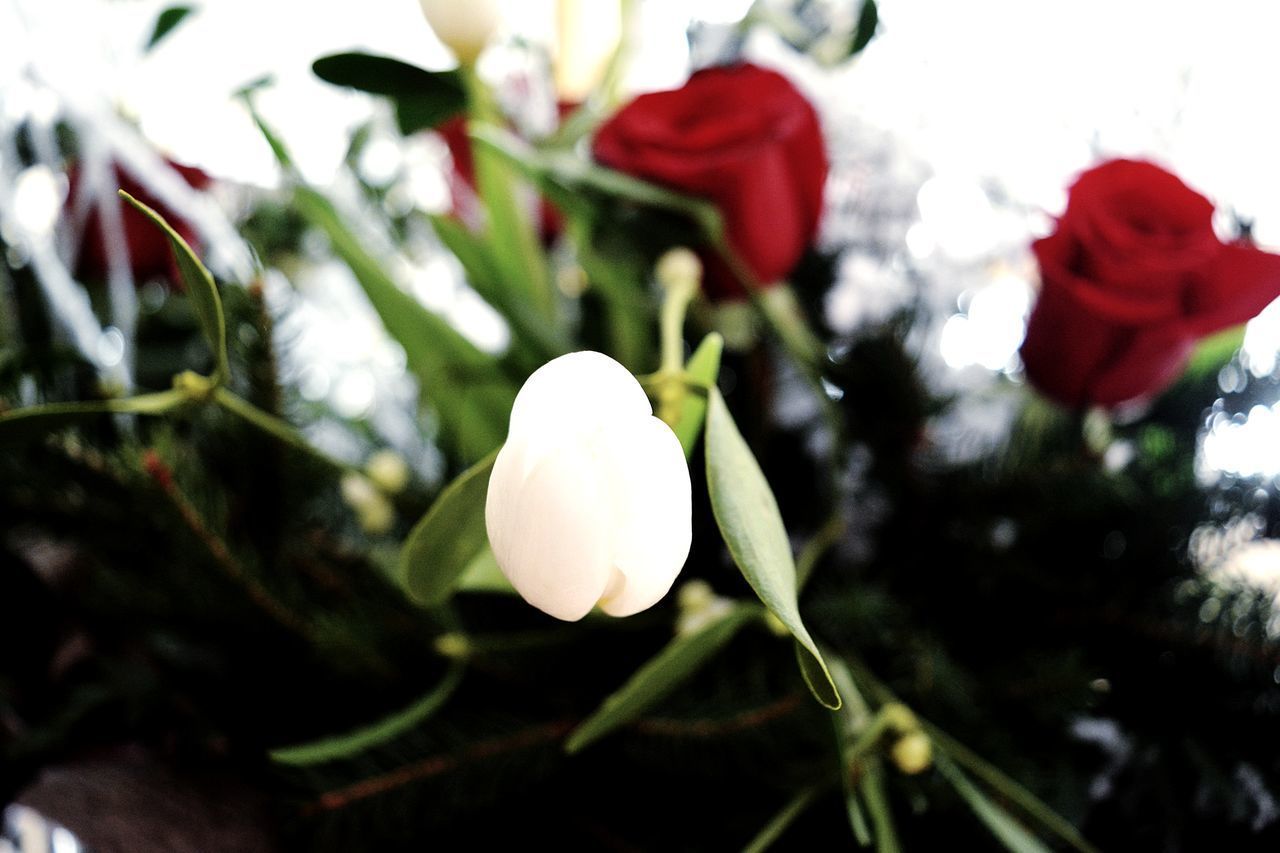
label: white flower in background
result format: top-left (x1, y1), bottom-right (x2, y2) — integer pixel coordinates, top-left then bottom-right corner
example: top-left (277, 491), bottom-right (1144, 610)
top-left (486, 351), bottom-right (692, 621)
top-left (417, 0), bottom-right (501, 65)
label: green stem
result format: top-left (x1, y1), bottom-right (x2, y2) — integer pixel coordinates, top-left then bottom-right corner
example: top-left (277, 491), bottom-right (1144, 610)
top-left (655, 275), bottom-right (698, 426)
top-left (860, 757), bottom-right (901, 853)
top-left (741, 783), bottom-right (824, 853)
top-left (212, 387), bottom-right (353, 474)
top-left (711, 240), bottom-right (846, 471)
top-left (600, 0), bottom-right (638, 108)
top-left (461, 69), bottom-right (555, 320)
top-left (843, 655), bottom-right (1099, 853)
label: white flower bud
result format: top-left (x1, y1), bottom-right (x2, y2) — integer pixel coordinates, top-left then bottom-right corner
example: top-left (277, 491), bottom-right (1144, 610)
top-left (418, 0), bottom-right (501, 65)
top-left (485, 351), bottom-right (692, 621)
top-left (366, 449), bottom-right (410, 494)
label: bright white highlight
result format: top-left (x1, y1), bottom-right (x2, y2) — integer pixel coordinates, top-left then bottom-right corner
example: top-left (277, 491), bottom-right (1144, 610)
top-left (938, 274), bottom-right (1031, 371)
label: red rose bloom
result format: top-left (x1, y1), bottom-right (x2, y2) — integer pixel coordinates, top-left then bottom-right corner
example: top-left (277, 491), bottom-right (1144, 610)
top-left (1020, 159), bottom-right (1280, 408)
top-left (69, 159), bottom-right (211, 286)
top-left (592, 63), bottom-right (827, 301)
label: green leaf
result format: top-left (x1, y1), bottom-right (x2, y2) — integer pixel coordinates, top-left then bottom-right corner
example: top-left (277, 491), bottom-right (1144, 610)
top-left (460, 73), bottom-right (555, 319)
top-left (312, 52), bottom-right (465, 134)
top-left (571, 221), bottom-right (653, 372)
top-left (849, 0), bottom-right (879, 57)
top-left (269, 662), bottom-right (465, 766)
top-left (454, 545), bottom-right (514, 594)
top-left (401, 450), bottom-right (499, 606)
top-left (860, 757), bottom-right (901, 853)
top-left (0, 390), bottom-right (188, 445)
top-left (119, 191), bottom-right (228, 385)
top-left (471, 126), bottom-right (724, 240)
top-left (935, 752), bottom-right (1052, 853)
top-left (428, 214), bottom-right (568, 364)
top-left (672, 333), bottom-right (723, 457)
top-left (845, 788), bottom-right (873, 847)
top-left (704, 388), bottom-right (840, 709)
top-left (924, 723), bottom-right (1099, 853)
top-left (1185, 324), bottom-right (1245, 381)
top-left (564, 604), bottom-right (760, 753)
top-left (291, 187), bottom-right (514, 460)
top-left (146, 5), bottom-right (195, 51)
top-left (828, 657), bottom-right (878, 848)
top-left (741, 784), bottom-right (822, 853)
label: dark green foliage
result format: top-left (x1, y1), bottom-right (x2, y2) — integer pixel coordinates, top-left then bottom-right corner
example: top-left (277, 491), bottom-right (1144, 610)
top-left (4, 201), bottom-right (1280, 852)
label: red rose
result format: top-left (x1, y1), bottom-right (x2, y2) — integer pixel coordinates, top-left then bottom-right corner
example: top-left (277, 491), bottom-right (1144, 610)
top-left (592, 63), bottom-right (827, 301)
top-left (1020, 159), bottom-right (1280, 408)
top-left (69, 159), bottom-right (211, 287)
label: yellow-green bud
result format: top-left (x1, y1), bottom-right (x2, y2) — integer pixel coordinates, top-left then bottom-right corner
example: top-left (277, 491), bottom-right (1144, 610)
top-left (655, 247), bottom-right (702, 291)
top-left (890, 731), bottom-right (933, 775)
top-left (341, 473), bottom-right (395, 535)
top-left (366, 449), bottom-right (410, 494)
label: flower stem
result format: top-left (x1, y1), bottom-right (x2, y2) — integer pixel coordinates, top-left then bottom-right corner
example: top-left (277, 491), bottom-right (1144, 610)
top-left (656, 272), bottom-right (698, 426)
top-left (460, 68), bottom-right (556, 321)
top-left (212, 387), bottom-right (354, 474)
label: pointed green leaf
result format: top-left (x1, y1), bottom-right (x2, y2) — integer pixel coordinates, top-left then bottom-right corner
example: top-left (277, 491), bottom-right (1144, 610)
top-left (312, 52), bottom-right (465, 134)
top-left (269, 661), bottom-right (464, 766)
top-left (291, 187), bottom-right (514, 461)
top-left (146, 5), bottom-right (194, 52)
top-left (860, 757), bottom-right (901, 853)
top-left (401, 450), bottom-right (498, 605)
top-left (672, 333), bottom-right (723, 457)
top-left (459, 74), bottom-right (555, 318)
top-left (245, 106), bottom-right (516, 460)
top-left (0, 389), bottom-right (188, 445)
top-left (924, 724), bottom-right (1099, 853)
top-left (454, 545), bottom-right (515, 594)
top-left (565, 604), bottom-right (760, 753)
top-left (741, 784), bottom-right (822, 853)
top-left (119, 191), bottom-right (228, 384)
top-left (705, 388), bottom-right (840, 709)
top-left (849, 0), bottom-right (879, 57)
top-left (428, 213), bottom-right (569, 363)
top-left (936, 752), bottom-right (1052, 853)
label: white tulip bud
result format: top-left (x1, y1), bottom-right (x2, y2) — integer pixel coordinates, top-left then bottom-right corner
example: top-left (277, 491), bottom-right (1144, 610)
top-left (485, 351), bottom-right (692, 621)
top-left (418, 0), bottom-right (501, 66)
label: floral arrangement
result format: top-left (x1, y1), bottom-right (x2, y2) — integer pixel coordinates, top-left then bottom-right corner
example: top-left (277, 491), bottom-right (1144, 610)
top-left (3, 1), bottom-right (1280, 850)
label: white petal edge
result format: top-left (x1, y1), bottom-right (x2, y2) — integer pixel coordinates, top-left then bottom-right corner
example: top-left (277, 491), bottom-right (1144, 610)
top-left (508, 352), bottom-right (652, 443)
top-left (418, 0), bottom-right (500, 63)
top-left (593, 415), bottom-right (693, 617)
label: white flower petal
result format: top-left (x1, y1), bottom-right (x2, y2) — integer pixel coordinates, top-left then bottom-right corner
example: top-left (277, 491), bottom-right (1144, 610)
top-left (488, 442), bottom-right (614, 621)
top-left (593, 416), bottom-right (692, 617)
top-left (418, 0), bottom-right (500, 64)
top-left (509, 351), bottom-right (652, 442)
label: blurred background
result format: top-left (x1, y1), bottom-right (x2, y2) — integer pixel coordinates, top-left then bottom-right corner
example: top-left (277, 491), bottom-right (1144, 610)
top-left (5, 0), bottom-right (1280, 849)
